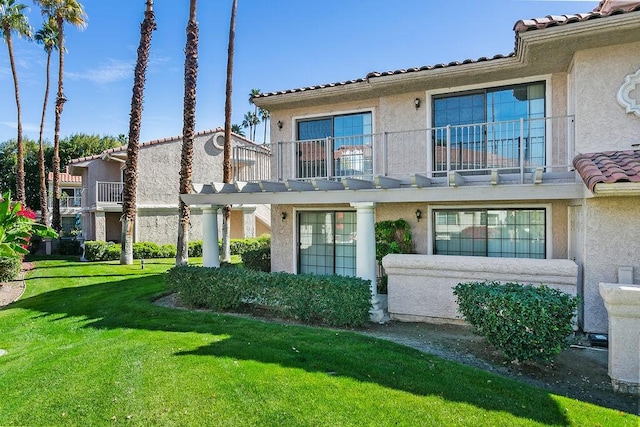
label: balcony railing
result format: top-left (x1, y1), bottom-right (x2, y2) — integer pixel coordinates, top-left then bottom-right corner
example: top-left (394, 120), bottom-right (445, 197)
top-left (96, 181), bottom-right (124, 204)
top-left (234, 115), bottom-right (575, 184)
top-left (49, 195), bottom-right (82, 209)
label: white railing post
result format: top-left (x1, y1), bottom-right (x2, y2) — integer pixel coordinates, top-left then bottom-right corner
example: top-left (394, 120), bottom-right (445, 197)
top-left (325, 137), bottom-right (332, 179)
top-left (446, 125), bottom-right (451, 173)
top-left (520, 118), bottom-right (525, 183)
top-left (382, 132), bottom-right (388, 176)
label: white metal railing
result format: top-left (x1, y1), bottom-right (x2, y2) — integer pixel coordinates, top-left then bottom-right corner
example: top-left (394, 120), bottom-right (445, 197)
top-left (242, 115), bottom-right (574, 183)
top-left (59, 195), bottom-right (82, 208)
top-left (232, 145), bottom-right (271, 182)
top-left (96, 181), bottom-right (124, 204)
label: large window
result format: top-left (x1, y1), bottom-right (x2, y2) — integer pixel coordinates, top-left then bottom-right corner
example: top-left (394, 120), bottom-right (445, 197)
top-left (296, 112), bottom-right (372, 179)
top-left (298, 211), bottom-right (356, 276)
top-left (433, 208), bottom-right (546, 258)
top-left (432, 82), bottom-right (546, 173)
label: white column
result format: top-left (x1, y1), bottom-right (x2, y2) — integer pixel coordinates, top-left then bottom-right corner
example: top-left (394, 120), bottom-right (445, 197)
top-left (242, 205), bottom-right (257, 238)
top-left (351, 202), bottom-right (386, 322)
top-left (202, 206), bottom-right (220, 268)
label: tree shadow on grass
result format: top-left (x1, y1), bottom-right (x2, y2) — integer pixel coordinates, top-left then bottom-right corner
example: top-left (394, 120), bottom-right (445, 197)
top-left (11, 274), bottom-right (573, 426)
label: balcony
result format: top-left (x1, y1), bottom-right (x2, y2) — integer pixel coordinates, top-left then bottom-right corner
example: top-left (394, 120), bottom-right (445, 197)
top-left (96, 181), bottom-right (124, 204)
top-left (48, 195), bottom-right (82, 210)
top-left (234, 116), bottom-right (575, 186)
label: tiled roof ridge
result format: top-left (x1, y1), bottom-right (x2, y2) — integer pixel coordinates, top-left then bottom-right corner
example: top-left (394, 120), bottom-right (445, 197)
top-left (253, 4), bottom-right (639, 101)
top-left (68, 127), bottom-right (254, 164)
top-left (573, 149), bottom-right (640, 192)
top-left (46, 171), bottom-right (82, 183)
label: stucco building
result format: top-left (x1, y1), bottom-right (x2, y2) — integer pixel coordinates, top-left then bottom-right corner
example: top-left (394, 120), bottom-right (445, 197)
top-left (69, 128), bottom-right (270, 245)
top-left (183, 1), bottom-right (640, 334)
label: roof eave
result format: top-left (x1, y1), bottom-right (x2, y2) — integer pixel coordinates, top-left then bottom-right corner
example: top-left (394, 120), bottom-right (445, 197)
top-left (592, 182), bottom-right (640, 197)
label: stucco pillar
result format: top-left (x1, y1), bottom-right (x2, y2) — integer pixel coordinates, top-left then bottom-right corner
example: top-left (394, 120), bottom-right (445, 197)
top-left (94, 211), bottom-right (106, 241)
top-left (599, 282), bottom-right (640, 395)
top-left (241, 205), bottom-right (256, 238)
top-left (202, 206), bottom-right (220, 268)
top-left (351, 202), bottom-right (385, 322)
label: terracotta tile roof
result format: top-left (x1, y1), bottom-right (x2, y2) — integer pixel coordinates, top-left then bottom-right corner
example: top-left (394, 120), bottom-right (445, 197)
top-left (513, 0), bottom-right (640, 33)
top-left (69, 127), bottom-right (254, 165)
top-left (253, 2), bottom-right (639, 102)
top-left (47, 171), bottom-right (82, 183)
top-left (573, 150), bottom-right (640, 192)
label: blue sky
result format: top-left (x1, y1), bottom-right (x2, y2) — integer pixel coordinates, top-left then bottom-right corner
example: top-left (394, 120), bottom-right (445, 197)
top-left (0, 0), bottom-right (599, 145)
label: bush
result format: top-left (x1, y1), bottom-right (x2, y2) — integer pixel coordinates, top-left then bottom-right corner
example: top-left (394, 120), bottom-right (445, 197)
top-left (83, 241), bottom-right (120, 261)
top-left (228, 235), bottom-right (270, 256)
top-left (133, 242), bottom-right (163, 259)
top-left (165, 266), bottom-right (371, 328)
top-left (0, 257), bottom-right (21, 282)
top-left (57, 238), bottom-right (82, 256)
top-left (161, 244), bottom-right (177, 258)
top-left (453, 281), bottom-right (578, 363)
top-left (188, 240), bottom-right (202, 257)
top-left (242, 247), bottom-right (270, 272)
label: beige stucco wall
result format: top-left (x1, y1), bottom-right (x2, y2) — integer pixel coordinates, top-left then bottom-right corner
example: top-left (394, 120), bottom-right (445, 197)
top-left (572, 41), bottom-right (640, 154)
top-left (579, 197), bottom-right (640, 333)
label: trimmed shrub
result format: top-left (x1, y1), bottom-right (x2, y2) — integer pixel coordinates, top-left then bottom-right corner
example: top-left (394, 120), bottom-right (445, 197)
top-left (161, 244), bottom-right (177, 258)
top-left (228, 235), bottom-right (270, 256)
top-left (188, 240), bottom-right (202, 257)
top-left (453, 281), bottom-right (578, 363)
top-left (83, 241), bottom-right (120, 261)
top-left (0, 257), bottom-right (21, 282)
top-left (133, 242), bottom-right (163, 259)
top-left (165, 266), bottom-right (371, 327)
top-left (242, 247), bottom-right (270, 272)
top-left (57, 238), bottom-right (82, 256)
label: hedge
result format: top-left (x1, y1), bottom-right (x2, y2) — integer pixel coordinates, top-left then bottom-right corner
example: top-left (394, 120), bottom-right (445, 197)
top-left (0, 257), bottom-right (21, 282)
top-left (165, 266), bottom-right (371, 327)
top-left (453, 281), bottom-right (578, 363)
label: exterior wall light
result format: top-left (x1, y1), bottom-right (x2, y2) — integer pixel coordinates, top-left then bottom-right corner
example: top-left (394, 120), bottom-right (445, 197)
top-left (415, 209), bottom-right (422, 222)
top-left (281, 212), bottom-right (287, 220)
top-left (277, 120), bottom-right (283, 129)
top-left (414, 98), bottom-right (421, 110)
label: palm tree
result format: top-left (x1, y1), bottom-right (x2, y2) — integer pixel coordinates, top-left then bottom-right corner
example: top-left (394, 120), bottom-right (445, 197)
top-left (259, 107), bottom-right (269, 144)
top-left (231, 123), bottom-right (244, 137)
top-left (221, 0), bottom-right (237, 263)
top-left (1, 0), bottom-right (32, 206)
top-left (248, 88), bottom-right (261, 140)
top-left (242, 111), bottom-right (259, 141)
top-left (175, 0), bottom-right (198, 266)
top-left (120, 0), bottom-right (156, 265)
top-left (35, 0), bottom-right (87, 232)
top-left (34, 18), bottom-right (58, 226)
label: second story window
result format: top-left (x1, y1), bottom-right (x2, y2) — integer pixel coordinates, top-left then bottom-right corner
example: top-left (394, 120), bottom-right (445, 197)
top-left (296, 112), bottom-right (372, 179)
top-left (432, 82), bottom-right (545, 174)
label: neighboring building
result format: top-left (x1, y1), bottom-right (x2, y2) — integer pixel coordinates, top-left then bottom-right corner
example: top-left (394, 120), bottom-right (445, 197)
top-left (68, 128), bottom-right (270, 245)
top-left (183, 1), bottom-right (640, 333)
top-left (47, 169), bottom-right (83, 235)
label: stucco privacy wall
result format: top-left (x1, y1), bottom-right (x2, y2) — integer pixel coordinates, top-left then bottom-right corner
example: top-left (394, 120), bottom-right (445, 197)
top-left (580, 197), bottom-right (640, 333)
top-left (572, 41), bottom-right (640, 153)
top-left (383, 254), bottom-right (578, 323)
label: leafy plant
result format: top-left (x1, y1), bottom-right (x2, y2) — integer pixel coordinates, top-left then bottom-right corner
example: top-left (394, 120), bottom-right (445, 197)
top-left (0, 256), bottom-right (21, 282)
top-left (454, 281), bottom-right (578, 363)
top-left (0, 192), bottom-right (57, 258)
top-left (375, 219), bottom-right (413, 293)
top-left (242, 247), bottom-right (270, 272)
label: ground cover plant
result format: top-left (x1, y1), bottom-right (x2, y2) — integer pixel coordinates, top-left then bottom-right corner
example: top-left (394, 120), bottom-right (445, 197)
top-left (0, 258), bottom-right (636, 426)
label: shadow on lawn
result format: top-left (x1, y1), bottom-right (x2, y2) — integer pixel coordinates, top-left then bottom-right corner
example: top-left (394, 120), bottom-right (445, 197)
top-left (12, 273), bottom-right (573, 426)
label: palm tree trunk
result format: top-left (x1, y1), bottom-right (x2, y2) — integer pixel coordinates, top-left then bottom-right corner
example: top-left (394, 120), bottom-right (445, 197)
top-left (176, 0), bottom-right (198, 267)
top-left (121, 0), bottom-right (156, 265)
top-left (5, 28), bottom-right (25, 206)
top-left (51, 16), bottom-right (66, 232)
top-left (222, 0), bottom-right (238, 263)
top-left (38, 49), bottom-right (52, 226)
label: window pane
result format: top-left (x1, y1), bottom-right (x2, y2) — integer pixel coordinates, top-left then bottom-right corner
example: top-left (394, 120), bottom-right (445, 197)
top-left (299, 211), bottom-right (356, 276)
top-left (434, 208), bottom-right (545, 259)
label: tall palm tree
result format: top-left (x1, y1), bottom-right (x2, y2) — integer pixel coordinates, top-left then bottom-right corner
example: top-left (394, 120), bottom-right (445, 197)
top-left (248, 88), bottom-right (261, 140)
top-left (34, 18), bottom-right (58, 226)
top-left (241, 110), bottom-right (259, 141)
top-left (1, 0), bottom-right (32, 206)
top-left (176, 0), bottom-right (198, 266)
top-left (120, 0), bottom-right (156, 265)
top-left (35, 0), bottom-right (87, 231)
top-left (231, 123), bottom-right (244, 137)
top-left (259, 107), bottom-right (269, 144)
top-left (221, 0), bottom-right (237, 263)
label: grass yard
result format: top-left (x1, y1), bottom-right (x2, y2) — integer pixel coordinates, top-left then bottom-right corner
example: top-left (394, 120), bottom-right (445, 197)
top-left (0, 258), bottom-right (637, 426)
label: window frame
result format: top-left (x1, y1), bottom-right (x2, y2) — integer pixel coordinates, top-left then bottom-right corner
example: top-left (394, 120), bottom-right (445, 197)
top-left (424, 75), bottom-right (552, 175)
top-left (427, 203), bottom-right (552, 259)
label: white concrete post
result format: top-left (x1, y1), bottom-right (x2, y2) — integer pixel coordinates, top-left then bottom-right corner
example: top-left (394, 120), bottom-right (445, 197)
top-left (599, 282), bottom-right (640, 395)
top-left (202, 206), bottom-right (220, 268)
top-left (242, 205), bottom-right (256, 238)
top-left (94, 211), bottom-right (106, 241)
top-left (351, 202), bottom-right (386, 322)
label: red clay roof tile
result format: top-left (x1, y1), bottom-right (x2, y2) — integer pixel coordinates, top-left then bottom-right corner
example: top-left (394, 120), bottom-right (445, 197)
top-left (573, 150), bottom-right (640, 192)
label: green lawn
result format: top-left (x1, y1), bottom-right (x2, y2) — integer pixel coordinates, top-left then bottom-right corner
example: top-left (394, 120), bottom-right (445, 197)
top-left (0, 258), bottom-right (636, 426)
